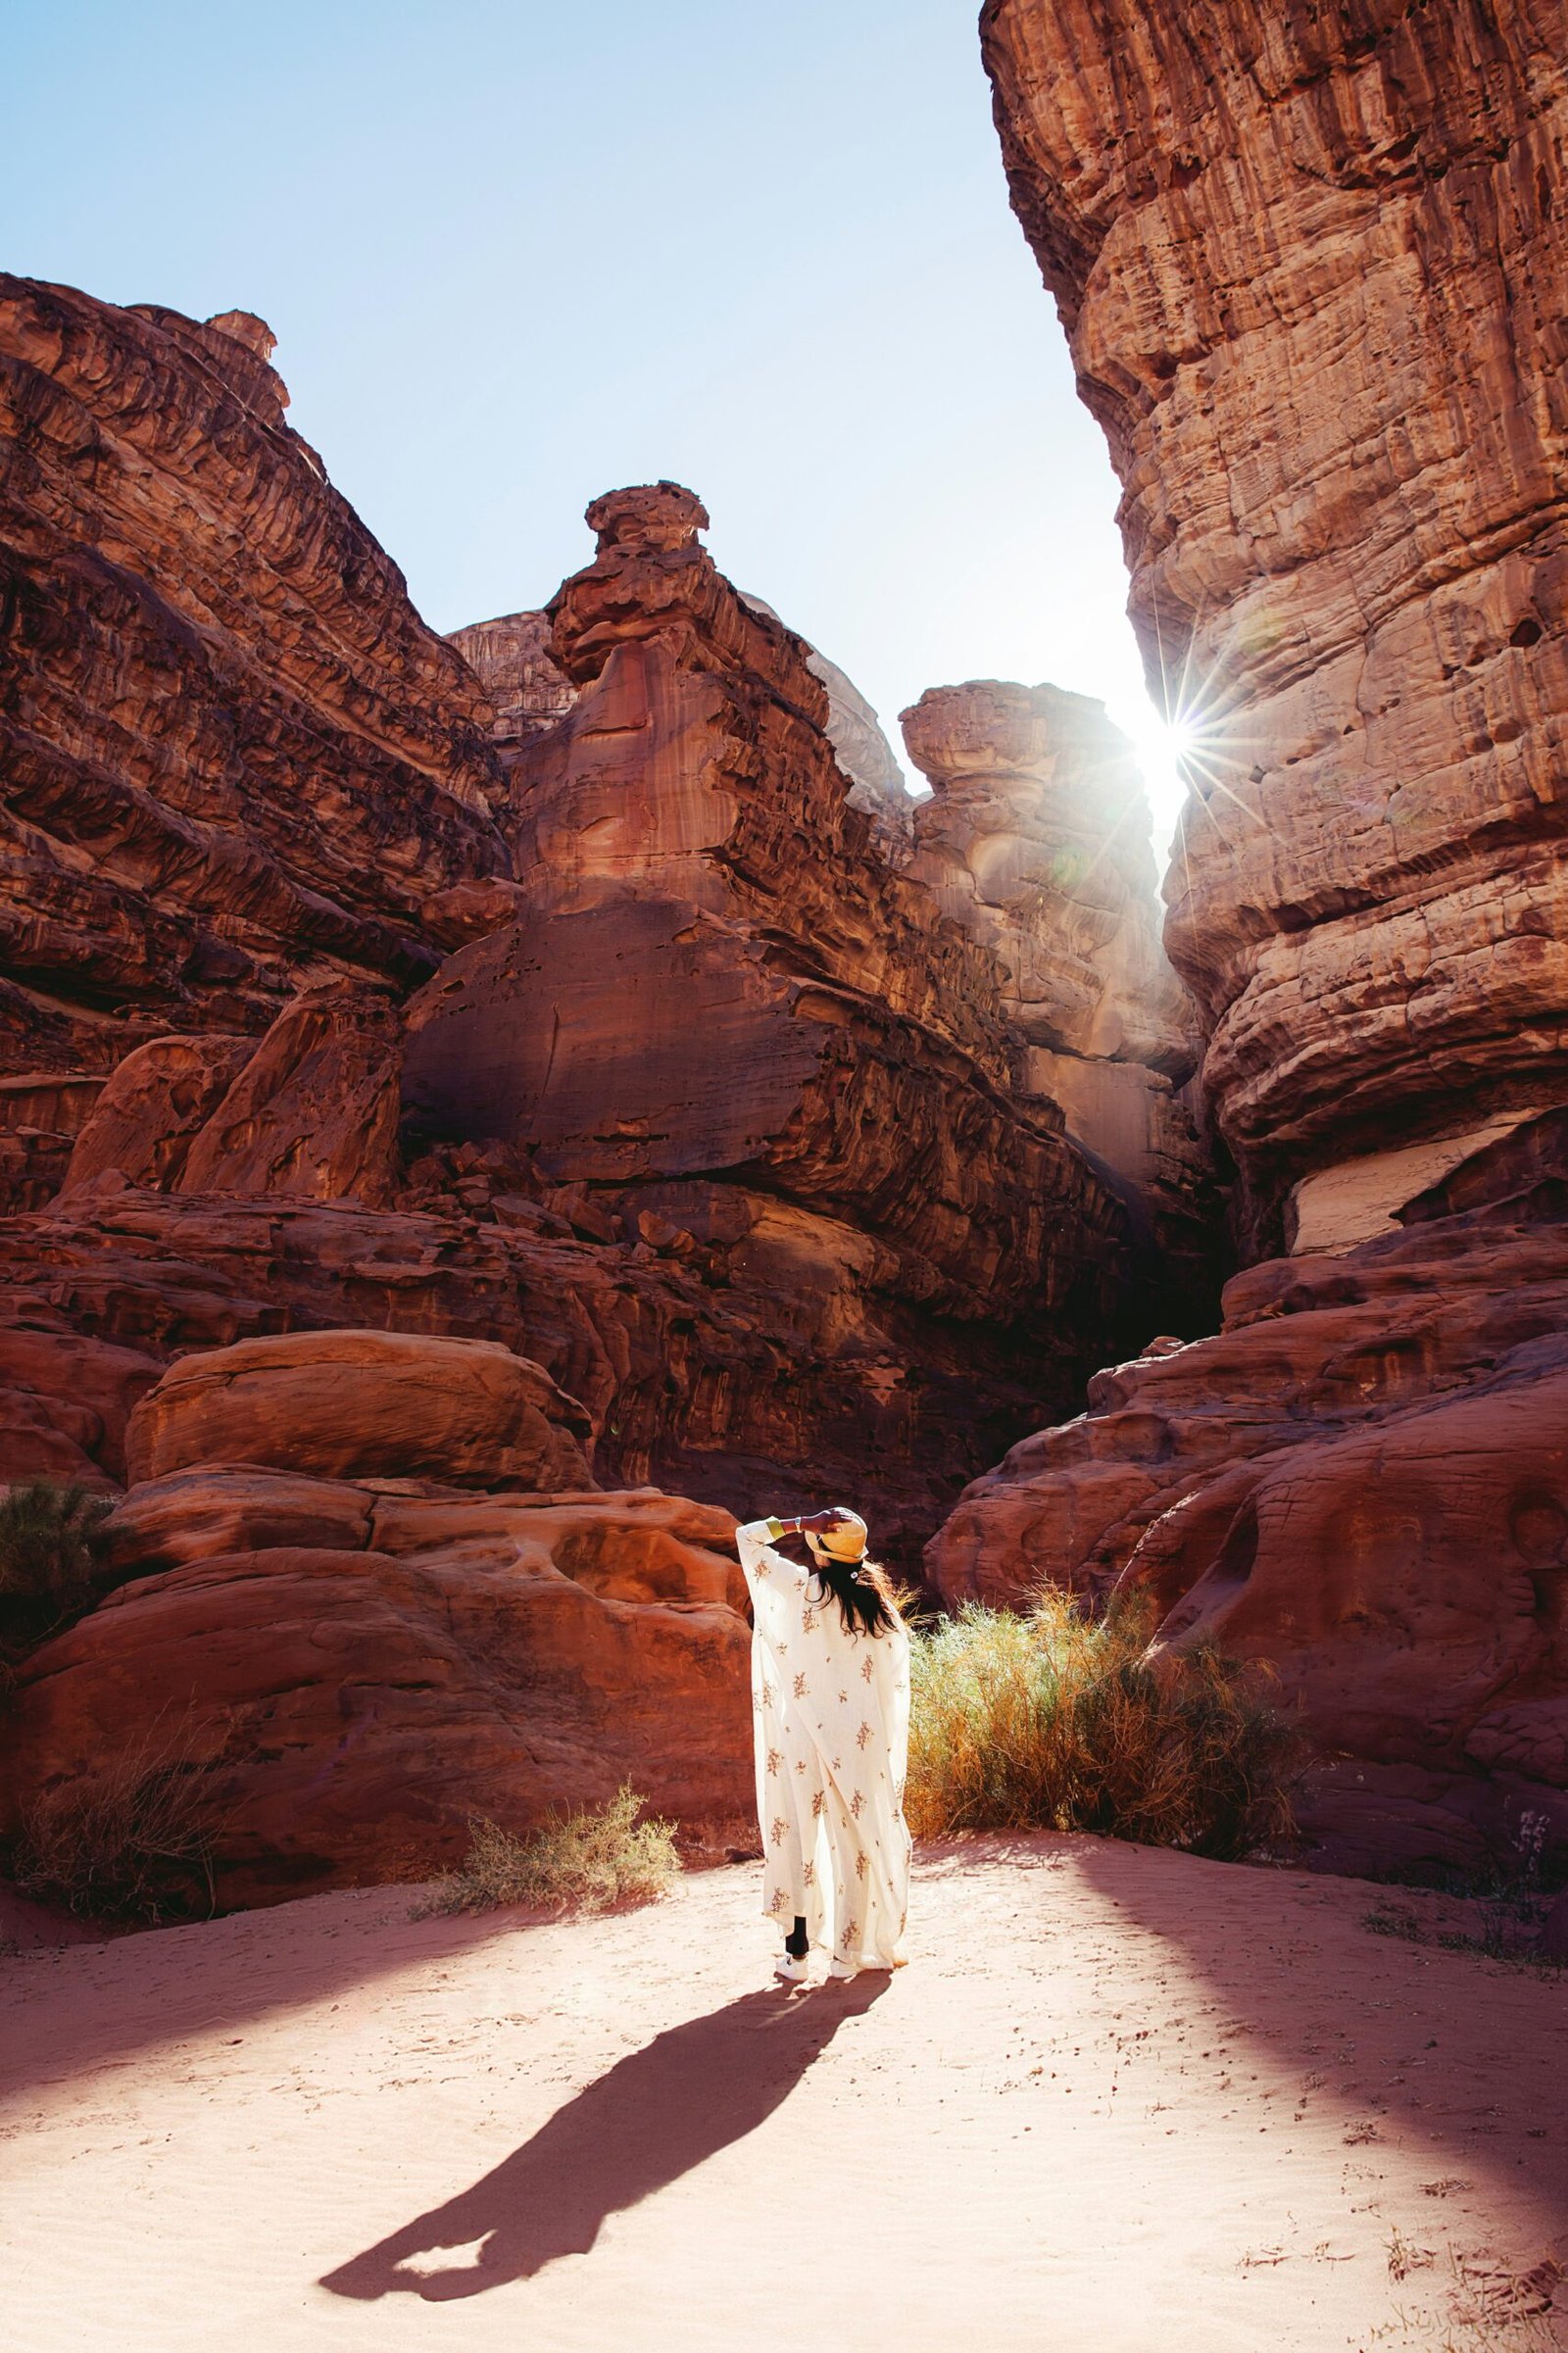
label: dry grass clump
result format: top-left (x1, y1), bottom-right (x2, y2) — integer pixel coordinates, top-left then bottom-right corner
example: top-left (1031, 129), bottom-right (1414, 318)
top-left (14, 1717), bottom-right (228, 1927)
top-left (420, 1785), bottom-right (680, 1919)
top-left (0, 1479), bottom-right (113, 1660)
top-left (906, 1590), bottom-right (1299, 1861)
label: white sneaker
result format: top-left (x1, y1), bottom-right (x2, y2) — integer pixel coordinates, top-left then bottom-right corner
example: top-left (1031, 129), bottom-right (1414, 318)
top-left (826, 1957), bottom-right (858, 1981)
top-left (774, 1954), bottom-right (808, 1984)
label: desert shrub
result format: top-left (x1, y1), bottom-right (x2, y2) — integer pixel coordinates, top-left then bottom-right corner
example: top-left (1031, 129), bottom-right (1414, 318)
top-left (0, 1480), bottom-right (114, 1656)
top-left (420, 1785), bottom-right (680, 1919)
top-left (13, 1717), bottom-right (227, 1927)
top-left (906, 1590), bottom-right (1300, 1862)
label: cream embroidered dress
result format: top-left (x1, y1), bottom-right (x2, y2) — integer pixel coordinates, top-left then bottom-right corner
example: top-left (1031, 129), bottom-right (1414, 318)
top-left (735, 1518), bottom-right (912, 1973)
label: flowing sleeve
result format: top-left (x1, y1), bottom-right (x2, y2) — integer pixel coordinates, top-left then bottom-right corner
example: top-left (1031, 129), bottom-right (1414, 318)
top-left (735, 1519), bottom-right (776, 1586)
top-left (735, 1520), bottom-right (809, 1624)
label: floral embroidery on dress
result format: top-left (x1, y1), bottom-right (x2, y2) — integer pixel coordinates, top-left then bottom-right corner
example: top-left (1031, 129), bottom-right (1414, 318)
top-left (738, 1516), bottom-right (910, 1978)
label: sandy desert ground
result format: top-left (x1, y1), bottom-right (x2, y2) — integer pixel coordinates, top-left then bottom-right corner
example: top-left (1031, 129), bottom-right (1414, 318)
top-left (2, 1835), bottom-right (1564, 2353)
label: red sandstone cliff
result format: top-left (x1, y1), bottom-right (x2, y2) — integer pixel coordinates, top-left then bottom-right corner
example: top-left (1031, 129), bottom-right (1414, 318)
top-left (0, 290), bottom-right (1175, 1895)
top-left (0, 273), bottom-right (515, 1198)
top-left (931, 0), bottom-right (1568, 1876)
top-left (981, 0), bottom-right (1568, 1255)
top-left (901, 677), bottom-right (1218, 1326)
top-left (406, 483), bottom-right (1142, 1544)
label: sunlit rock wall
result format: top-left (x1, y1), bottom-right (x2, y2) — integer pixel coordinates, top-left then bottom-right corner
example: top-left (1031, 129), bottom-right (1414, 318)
top-left (902, 677), bottom-right (1218, 1329)
top-left (982, 0), bottom-right (1568, 1256)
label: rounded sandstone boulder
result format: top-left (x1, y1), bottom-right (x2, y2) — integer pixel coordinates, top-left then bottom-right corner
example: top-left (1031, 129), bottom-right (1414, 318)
top-left (124, 1329), bottom-right (594, 1492)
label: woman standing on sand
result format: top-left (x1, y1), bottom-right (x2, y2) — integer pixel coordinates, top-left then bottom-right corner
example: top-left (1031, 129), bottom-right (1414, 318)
top-left (734, 1508), bottom-right (911, 1984)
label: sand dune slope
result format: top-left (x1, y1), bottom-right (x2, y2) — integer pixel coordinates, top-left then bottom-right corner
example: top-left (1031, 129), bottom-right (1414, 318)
top-left (2, 1837), bottom-right (1564, 2352)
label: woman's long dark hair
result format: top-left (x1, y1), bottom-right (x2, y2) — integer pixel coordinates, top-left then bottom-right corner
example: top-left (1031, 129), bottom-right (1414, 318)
top-left (807, 1551), bottom-right (900, 1638)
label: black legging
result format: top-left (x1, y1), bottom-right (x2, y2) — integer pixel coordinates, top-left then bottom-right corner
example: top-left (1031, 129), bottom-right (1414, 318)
top-left (785, 1915), bottom-right (808, 1958)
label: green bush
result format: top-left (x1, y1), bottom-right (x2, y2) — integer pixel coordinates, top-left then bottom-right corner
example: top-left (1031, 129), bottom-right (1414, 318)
top-left (0, 1479), bottom-right (114, 1655)
top-left (906, 1590), bottom-right (1300, 1862)
top-left (419, 1785), bottom-right (681, 1919)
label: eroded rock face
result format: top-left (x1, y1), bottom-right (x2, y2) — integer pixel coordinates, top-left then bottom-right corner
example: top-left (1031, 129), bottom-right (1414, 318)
top-left (406, 483), bottom-right (1133, 1491)
top-left (981, 0), bottom-right (1568, 1255)
top-left (60, 1036), bottom-right (254, 1197)
top-left (902, 677), bottom-right (1216, 1326)
top-left (0, 283), bottom-right (1147, 1562)
top-left (445, 610), bottom-right (578, 760)
top-left (0, 1179), bottom-right (1058, 1568)
top-left (450, 594), bottom-right (914, 862)
top-left (929, 1118), bottom-right (1568, 1876)
top-left (959, 0), bottom-right (1568, 1872)
top-left (0, 274), bottom-right (513, 1081)
top-left (0, 1481), bottom-right (752, 1907)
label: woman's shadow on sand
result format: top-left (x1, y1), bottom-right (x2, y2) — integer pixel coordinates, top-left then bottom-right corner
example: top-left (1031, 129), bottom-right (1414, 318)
top-left (320, 1973), bottom-right (887, 2302)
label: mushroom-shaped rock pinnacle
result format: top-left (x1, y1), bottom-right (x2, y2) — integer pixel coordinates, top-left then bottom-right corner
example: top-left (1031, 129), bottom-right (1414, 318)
top-left (585, 481), bottom-right (710, 555)
top-left (205, 309), bottom-right (277, 363)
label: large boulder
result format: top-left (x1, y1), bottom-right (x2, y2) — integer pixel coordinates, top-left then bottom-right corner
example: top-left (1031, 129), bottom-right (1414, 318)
top-left (60, 1036), bottom-right (256, 1197)
top-left (0, 1482), bottom-right (752, 1907)
top-left (173, 985), bottom-right (403, 1206)
top-left (123, 1329), bottom-right (595, 1492)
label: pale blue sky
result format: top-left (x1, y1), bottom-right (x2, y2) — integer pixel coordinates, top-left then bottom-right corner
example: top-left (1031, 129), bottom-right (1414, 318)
top-left (10, 1), bottom-right (1182, 846)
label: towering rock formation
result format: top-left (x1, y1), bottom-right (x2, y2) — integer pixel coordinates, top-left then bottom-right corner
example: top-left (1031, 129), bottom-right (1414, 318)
top-left (449, 591), bottom-right (914, 860)
top-left (0, 277), bottom-right (1169, 1893)
top-left (0, 279), bottom-right (1147, 1599)
top-left (981, 0), bottom-right (1568, 1258)
top-left (932, 1), bottom-right (1568, 1874)
top-left (0, 274), bottom-right (514, 1103)
top-left (901, 677), bottom-right (1216, 1327)
top-left (408, 482), bottom-right (1133, 1544)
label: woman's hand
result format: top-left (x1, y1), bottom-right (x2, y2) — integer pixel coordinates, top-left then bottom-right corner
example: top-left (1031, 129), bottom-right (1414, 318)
top-left (766, 1508), bottom-right (850, 1538)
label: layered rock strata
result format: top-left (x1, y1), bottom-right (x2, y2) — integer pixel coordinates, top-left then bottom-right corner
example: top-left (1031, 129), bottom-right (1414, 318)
top-left (0, 281), bottom-right (1210, 1903)
top-left (0, 273), bottom-right (513, 1091)
top-left (404, 482), bottom-right (1135, 1543)
top-left (982, 0), bottom-right (1568, 1254)
top-left (936, 1), bottom-right (1568, 1873)
top-left (445, 610), bottom-right (578, 760)
top-left (929, 1119), bottom-right (1568, 1877)
top-left (902, 677), bottom-right (1217, 1326)
top-left (450, 592), bottom-right (914, 860)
